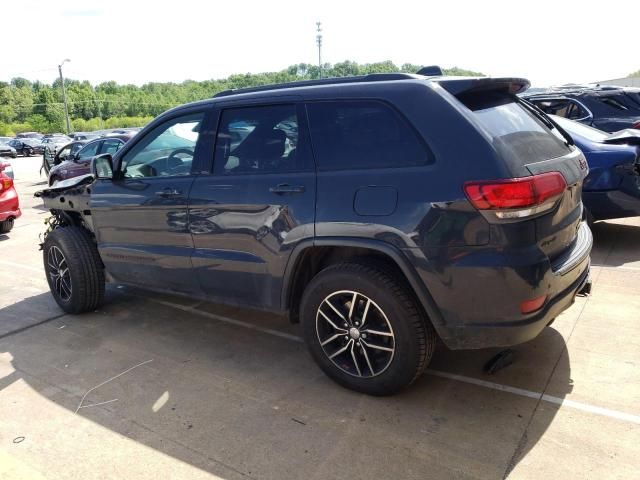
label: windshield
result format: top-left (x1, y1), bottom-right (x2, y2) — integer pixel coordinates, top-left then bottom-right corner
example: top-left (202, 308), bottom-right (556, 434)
top-left (550, 115), bottom-right (608, 142)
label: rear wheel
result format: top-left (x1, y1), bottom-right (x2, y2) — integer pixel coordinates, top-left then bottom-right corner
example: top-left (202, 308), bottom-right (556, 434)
top-left (0, 218), bottom-right (14, 234)
top-left (43, 226), bottom-right (105, 313)
top-left (300, 263), bottom-right (436, 396)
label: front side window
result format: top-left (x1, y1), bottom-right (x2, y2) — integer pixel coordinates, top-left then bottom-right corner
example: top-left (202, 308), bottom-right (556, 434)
top-left (120, 113), bottom-right (203, 178)
top-left (306, 101), bottom-right (430, 171)
top-left (213, 104), bottom-right (302, 175)
top-left (77, 141), bottom-right (101, 160)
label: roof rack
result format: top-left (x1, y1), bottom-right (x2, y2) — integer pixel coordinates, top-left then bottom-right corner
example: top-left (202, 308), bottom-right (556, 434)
top-left (213, 73), bottom-right (419, 98)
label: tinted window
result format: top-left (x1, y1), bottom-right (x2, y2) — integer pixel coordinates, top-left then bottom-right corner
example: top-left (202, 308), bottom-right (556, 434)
top-left (77, 141), bottom-right (101, 160)
top-left (306, 101), bottom-right (430, 170)
top-left (214, 104), bottom-right (303, 175)
top-left (121, 113), bottom-right (203, 178)
top-left (101, 138), bottom-right (123, 155)
top-left (460, 93), bottom-right (572, 164)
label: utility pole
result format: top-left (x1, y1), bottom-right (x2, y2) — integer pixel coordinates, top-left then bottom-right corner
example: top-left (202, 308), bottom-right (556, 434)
top-left (58, 59), bottom-right (72, 134)
top-left (316, 22), bottom-right (323, 79)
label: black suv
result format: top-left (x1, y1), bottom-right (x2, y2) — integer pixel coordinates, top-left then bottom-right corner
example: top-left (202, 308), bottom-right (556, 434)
top-left (36, 73), bottom-right (592, 395)
top-left (522, 86), bottom-right (640, 132)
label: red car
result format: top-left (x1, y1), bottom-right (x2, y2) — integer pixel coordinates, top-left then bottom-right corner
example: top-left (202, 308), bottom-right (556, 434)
top-left (0, 165), bottom-right (20, 234)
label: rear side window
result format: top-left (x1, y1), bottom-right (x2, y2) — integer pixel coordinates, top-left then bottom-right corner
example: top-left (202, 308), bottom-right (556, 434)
top-left (213, 104), bottom-right (307, 175)
top-left (459, 92), bottom-right (572, 165)
top-left (306, 101), bottom-right (431, 171)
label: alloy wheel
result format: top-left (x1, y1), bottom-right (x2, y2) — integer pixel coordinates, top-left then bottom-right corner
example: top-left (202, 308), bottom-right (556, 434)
top-left (47, 245), bottom-right (72, 301)
top-left (316, 290), bottom-right (395, 378)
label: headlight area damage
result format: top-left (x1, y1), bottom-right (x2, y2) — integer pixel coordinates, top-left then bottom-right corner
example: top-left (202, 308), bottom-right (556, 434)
top-left (34, 174), bottom-right (95, 245)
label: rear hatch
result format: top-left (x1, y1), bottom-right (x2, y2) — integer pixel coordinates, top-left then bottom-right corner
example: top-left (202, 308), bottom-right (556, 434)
top-left (439, 78), bottom-right (589, 261)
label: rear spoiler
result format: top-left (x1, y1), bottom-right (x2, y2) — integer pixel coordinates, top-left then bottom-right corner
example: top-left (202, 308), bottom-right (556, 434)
top-left (435, 77), bottom-right (531, 96)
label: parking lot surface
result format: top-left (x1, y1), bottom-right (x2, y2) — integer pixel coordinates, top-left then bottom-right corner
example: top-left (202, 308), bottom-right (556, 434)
top-left (1, 157), bottom-right (639, 479)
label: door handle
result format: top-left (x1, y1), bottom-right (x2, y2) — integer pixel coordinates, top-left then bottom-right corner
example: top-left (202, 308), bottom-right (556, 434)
top-left (155, 187), bottom-right (183, 198)
top-left (269, 184), bottom-right (306, 195)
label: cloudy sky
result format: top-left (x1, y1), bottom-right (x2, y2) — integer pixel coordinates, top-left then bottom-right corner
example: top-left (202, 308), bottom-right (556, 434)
top-left (3, 0), bottom-right (638, 87)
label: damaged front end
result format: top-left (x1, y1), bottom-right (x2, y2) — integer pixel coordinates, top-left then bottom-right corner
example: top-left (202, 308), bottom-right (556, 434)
top-left (34, 174), bottom-right (95, 244)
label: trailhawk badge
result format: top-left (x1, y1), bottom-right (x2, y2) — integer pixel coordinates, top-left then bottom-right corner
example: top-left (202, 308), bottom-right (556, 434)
top-left (578, 156), bottom-right (588, 171)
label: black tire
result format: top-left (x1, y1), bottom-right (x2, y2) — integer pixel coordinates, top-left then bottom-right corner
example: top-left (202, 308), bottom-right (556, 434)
top-left (0, 218), bottom-right (14, 234)
top-left (300, 262), bottom-right (436, 396)
top-left (43, 226), bottom-right (105, 314)
top-left (25, 148), bottom-right (33, 157)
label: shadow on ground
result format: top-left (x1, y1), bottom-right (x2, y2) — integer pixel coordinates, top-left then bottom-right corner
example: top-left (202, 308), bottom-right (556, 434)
top-left (0, 289), bottom-right (571, 479)
top-left (591, 221), bottom-right (640, 266)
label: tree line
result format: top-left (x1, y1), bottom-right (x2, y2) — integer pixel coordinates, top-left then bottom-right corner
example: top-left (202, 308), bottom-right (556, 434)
top-left (0, 61), bottom-right (483, 136)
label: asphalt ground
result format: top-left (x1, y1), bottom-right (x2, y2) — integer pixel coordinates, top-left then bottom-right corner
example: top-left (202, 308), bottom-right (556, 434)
top-left (0, 156), bottom-right (638, 479)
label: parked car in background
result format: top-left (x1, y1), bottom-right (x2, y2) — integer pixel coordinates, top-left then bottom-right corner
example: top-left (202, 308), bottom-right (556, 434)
top-left (550, 115), bottom-right (640, 222)
top-left (8, 138), bottom-right (44, 156)
top-left (36, 73), bottom-right (592, 395)
top-left (0, 168), bottom-right (20, 233)
top-left (0, 141), bottom-right (17, 158)
top-left (48, 133), bottom-right (134, 185)
top-left (42, 140), bottom-right (88, 175)
top-left (523, 86), bottom-right (640, 132)
top-left (72, 132), bottom-right (100, 141)
top-left (16, 132), bottom-right (43, 139)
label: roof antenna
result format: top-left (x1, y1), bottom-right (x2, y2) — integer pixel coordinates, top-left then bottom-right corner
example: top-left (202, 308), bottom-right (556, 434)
top-left (417, 65), bottom-right (443, 76)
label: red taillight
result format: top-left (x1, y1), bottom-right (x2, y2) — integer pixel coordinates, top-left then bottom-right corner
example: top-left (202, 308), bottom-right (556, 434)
top-left (520, 295), bottom-right (547, 314)
top-left (1, 176), bottom-right (13, 192)
top-left (464, 172), bottom-right (566, 219)
top-left (632, 121), bottom-right (640, 130)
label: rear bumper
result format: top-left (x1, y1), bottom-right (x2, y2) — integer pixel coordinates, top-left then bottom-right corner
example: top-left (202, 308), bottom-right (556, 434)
top-left (0, 207), bottom-right (21, 222)
top-left (415, 222), bottom-right (593, 350)
top-left (0, 189), bottom-right (21, 222)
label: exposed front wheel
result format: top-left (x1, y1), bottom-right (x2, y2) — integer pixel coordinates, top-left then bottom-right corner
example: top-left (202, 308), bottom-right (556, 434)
top-left (301, 263), bottom-right (436, 396)
top-left (43, 226), bottom-right (105, 313)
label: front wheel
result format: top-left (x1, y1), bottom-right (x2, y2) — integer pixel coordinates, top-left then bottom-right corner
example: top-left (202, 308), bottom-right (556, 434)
top-left (43, 226), bottom-right (105, 313)
top-left (300, 263), bottom-right (436, 396)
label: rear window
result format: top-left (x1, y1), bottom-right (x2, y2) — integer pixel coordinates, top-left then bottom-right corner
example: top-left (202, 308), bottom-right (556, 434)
top-left (306, 101), bottom-right (432, 171)
top-left (459, 92), bottom-right (572, 165)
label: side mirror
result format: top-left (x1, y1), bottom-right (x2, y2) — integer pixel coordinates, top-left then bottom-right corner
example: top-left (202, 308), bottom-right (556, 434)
top-left (91, 153), bottom-right (114, 179)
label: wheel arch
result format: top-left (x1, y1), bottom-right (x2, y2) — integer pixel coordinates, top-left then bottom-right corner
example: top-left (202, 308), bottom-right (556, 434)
top-left (282, 237), bottom-right (445, 331)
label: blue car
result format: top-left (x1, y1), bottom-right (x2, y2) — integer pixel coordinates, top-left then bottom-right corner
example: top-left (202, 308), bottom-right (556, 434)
top-left (552, 115), bottom-right (640, 222)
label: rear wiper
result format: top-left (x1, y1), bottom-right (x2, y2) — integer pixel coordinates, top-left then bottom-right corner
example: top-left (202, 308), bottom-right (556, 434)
top-left (518, 97), bottom-right (575, 147)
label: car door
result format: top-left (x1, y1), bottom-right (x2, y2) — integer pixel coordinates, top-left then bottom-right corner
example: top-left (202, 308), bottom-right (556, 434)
top-left (90, 109), bottom-right (209, 293)
top-left (188, 103), bottom-right (316, 309)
